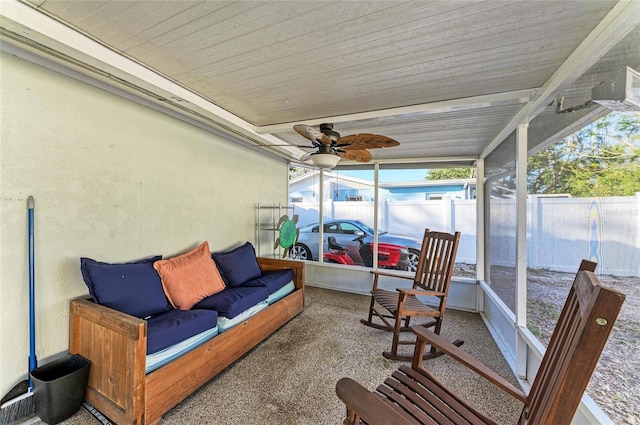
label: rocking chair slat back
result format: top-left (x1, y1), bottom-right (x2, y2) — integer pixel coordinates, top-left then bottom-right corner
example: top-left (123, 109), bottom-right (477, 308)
top-left (361, 228), bottom-right (463, 361)
top-left (339, 260), bottom-right (625, 425)
top-left (521, 260), bottom-right (624, 425)
top-left (415, 229), bottom-right (460, 294)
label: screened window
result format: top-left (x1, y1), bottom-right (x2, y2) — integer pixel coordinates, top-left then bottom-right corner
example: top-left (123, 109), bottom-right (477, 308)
top-left (484, 133), bottom-right (517, 311)
top-left (288, 163), bottom-right (477, 277)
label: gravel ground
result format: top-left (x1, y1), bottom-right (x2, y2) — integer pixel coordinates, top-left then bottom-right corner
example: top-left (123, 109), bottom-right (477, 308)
top-left (526, 269), bottom-right (639, 425)
top-left (472, 265), bottom-right (640, 425)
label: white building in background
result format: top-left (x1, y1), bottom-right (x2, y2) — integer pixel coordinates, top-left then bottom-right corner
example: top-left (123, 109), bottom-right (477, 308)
top-left (289, 171), bottom-right (476, 203)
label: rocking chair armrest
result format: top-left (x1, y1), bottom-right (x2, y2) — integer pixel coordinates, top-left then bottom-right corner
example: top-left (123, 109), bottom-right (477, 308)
top-left (371, 270), bottom-right (414, 281)
top-left (336, 378), bottom-right (415, 425)
top-left (397, 288), bottom-right (445, 297)
top-left (412, 326), bottom-right (528, 403)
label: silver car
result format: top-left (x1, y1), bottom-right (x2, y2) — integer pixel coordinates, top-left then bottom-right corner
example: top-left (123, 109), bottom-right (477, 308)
top-left (291, 219), bottom-right (423, 271)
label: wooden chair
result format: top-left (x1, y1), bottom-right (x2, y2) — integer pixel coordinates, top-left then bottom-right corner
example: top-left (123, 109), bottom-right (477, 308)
top-left (337, 260), bottom-right (625, 425)
top-left (361, 229), bottom-right (462, 361)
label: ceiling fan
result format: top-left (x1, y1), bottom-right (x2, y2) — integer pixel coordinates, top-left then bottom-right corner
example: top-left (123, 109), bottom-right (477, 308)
top-left (290, 123), bottom-right (399, 168)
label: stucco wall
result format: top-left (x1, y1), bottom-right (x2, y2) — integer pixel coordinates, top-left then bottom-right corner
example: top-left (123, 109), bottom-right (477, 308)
top-left (0, 52), bottom-right (287, 395)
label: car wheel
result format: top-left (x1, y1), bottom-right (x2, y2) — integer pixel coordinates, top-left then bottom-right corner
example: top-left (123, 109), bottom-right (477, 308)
top-left (290, 243), bottom-right (312, 260)
top-left (407, 249), bottom-right (420, 272)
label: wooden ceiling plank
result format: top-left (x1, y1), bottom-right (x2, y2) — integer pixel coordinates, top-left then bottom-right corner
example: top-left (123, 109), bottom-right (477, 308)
top-left (91, 2), bottom-right (204, 47)
top-left (167, 3), bottom-right (504, 82)
top-left (116, 2), bottom-right (236, 52)
top-left (189, 15), bottom-right (603, 109)
top-left (181, 3), bottom-right (609, 86)
top-left (59, 1), bottom-right (133, 32)
top-left (140, 2), bottom-right (327, 71)
top-left (124, 2), bottom-right (277, 59)
top-left (31, 0), bottom-right (83, 16)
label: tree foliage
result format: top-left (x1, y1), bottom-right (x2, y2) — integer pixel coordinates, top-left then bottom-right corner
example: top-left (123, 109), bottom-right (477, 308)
top-left (289, 165), bottom-right (314, 180)
top-left (527, 112), bottom-right (640, 196)
top-left (426, 167), bottom-right (476, 180)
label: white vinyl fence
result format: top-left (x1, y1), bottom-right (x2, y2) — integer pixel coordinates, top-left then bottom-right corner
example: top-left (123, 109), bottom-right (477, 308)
top-left (291, 193), bottom-right (640, 277)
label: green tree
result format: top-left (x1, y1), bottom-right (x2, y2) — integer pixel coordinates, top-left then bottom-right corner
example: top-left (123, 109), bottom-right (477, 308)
top-left (289, 166), bottom-right (314, 180)
top-left (426, 167), bottom-right (476, 180)
top-left (527, 112), bottom-right (640, 196)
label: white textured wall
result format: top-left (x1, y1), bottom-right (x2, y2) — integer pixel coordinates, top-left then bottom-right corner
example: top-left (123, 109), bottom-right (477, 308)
top-left (0, 52), bottom-right (287, 395)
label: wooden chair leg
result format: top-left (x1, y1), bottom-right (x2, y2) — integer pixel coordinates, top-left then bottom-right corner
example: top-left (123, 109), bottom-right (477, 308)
top-left (383, 319), bottom-right (464, 361)
top-left (365, 292), bottom-right (376, 324)
top-left (418, 319), bottom-right (464, 360)
top-left (383, 313), bottom-right (410, 360)
top-left (361, 305), bottom-right (397, 331)
top-left (391, 315), bottom-right (403, 355)
top-left (403, 314), bottom-right (411, 329)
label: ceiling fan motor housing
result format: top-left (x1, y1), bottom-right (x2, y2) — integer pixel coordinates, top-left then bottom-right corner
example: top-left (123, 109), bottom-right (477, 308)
top-left (317, 144), bottom-right (335, 154)
top-left (319, 123), bottom-right (340, 142)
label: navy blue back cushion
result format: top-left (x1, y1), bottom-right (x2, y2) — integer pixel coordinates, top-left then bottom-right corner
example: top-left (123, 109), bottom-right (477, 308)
top-left (146, 309), bottom-right (218, 354)
top-left (211, 242), bottom-right (262, 287)
top-left (243, 269), bottom-right (294, 294)
top-left (193, 286), bottom-right (269, 319)
top-left (80, 256), bottom-right (172, 318)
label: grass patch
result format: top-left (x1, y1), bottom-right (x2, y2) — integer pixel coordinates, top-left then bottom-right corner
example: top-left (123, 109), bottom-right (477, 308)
top-left (528, 324), bottom-right (543, 338)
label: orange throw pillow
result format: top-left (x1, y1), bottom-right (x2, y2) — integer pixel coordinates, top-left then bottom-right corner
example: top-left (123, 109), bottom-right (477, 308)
top-left (154, 241), bottom-right (225, 310)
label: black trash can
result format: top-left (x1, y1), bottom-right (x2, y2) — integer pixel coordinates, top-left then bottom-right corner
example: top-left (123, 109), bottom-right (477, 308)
top-left (30, 354), bottom-right (91, 425)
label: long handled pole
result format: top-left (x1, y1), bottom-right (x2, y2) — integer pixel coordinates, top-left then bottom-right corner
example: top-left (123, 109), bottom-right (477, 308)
top-left (27, 196), bottom-right (36, 389)
top-left (0, 197), bottom-right (38, 422)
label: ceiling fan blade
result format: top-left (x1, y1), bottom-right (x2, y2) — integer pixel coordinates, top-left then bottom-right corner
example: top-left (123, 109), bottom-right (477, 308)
top-left (293, 124), bottom-right (332, 145)
top-left (293, 124), bottom-right (321, 141)
top-left (338, 134), bottom-right (399, 150)
top-left (264, 143), bottom-right (316, 148)
top-left (338, 149), bottom-right (372, 163)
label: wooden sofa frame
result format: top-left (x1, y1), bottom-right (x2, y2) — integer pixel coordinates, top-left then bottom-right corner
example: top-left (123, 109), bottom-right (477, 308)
top-left (69, 257), bottom-right (305, 425)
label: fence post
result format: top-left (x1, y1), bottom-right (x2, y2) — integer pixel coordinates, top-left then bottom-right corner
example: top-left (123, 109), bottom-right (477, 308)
top-left (383, 199), bottom-right (390, 232)
top-left (528, 195), bottom-right (538, 269)
top-left (444, 196), bottom-right (453, 233)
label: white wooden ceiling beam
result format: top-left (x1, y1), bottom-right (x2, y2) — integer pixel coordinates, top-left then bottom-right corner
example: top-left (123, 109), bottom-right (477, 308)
top-left (480, 0), bottom-right (640, 159)
top-left (256, 89), bottom-right (536, 134)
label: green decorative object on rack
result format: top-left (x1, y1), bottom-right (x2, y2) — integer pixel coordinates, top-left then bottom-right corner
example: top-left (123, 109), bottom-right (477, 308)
top-left (273, 214), bottom-right (299, 258)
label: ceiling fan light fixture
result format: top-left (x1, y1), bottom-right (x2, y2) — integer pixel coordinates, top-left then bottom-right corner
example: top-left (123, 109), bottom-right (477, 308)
top-left (310, 153), bottom-right (340, 169)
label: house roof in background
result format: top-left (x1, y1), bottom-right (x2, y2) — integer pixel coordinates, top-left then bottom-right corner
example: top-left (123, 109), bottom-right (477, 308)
top-left (1, 1), bottom-right (639, 165)
top-left (380, 179), bottom-right (476, 189)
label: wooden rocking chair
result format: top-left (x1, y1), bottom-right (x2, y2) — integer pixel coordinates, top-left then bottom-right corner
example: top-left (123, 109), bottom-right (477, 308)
top-left (337, 260), bottom-right (625, 425)
top-left (361, 229), bottom-right (462, 361)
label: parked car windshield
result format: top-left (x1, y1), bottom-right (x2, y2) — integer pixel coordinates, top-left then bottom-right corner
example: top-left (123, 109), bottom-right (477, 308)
top-left (308, 220), bottom-right (387, 235)
top-left (351, 220), bottom-right (387, 235)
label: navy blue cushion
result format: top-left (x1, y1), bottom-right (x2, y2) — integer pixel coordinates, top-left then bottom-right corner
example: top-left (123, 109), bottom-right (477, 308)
top-left (211, 242), bottom-right (262, 287)
top-left (146, 309), bottom-right (218, 355)
top-left (243, 269), bottom-right (294, 294)
top-left (193, 286), bottom-right (269, 319)
top-left (81, 256), bottom-right (161, 300)
top-left (80, 256), bottom-right (172, 318)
